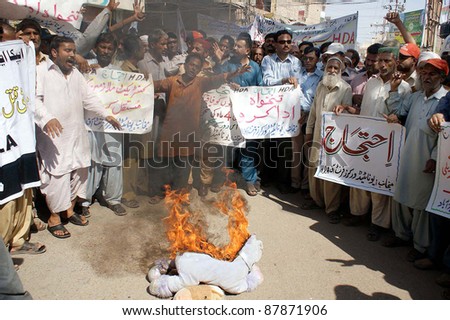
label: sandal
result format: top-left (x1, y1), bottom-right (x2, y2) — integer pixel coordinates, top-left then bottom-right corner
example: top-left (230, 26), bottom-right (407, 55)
top-left (67, 213), bottom-right (89, 226)
top-left (108, 203), bottom-right (127, 216)
top-left (121, 198), bottom-right (140, 208)
top-left (30, 217), bottom-right (47, 233)
top-left (328, 212), bottom-right (341, 224)
top-left (10, 241), bottom-right (46, 255)
top-left (245, 183), bottom-right (258, 197)
top-left (148, 195), bottom-right (164, 205)
top-left (48, 224), bottom-right (71, 239)
top-left (300, 201), bottom-right (321, 210)
top-left (80, 207), bottom-right (91, 218)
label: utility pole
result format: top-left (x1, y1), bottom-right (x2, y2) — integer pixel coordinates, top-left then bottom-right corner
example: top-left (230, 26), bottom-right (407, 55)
top-left (370, 0), bottom-right (405, 43)
top-left (423, 0), bottom-right (442, 49)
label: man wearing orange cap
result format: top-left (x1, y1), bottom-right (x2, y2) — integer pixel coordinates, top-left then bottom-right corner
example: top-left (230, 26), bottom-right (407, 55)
top-left (397, 43), bottom-right (421, 91)
top-left (384, 58), bottom-right (448, 262)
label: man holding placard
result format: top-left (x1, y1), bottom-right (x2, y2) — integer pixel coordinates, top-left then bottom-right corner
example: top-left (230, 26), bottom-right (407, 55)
top-left (384, 58), bottom-right (448, 262)
top-left (303, 57), bottom-right (352, 224)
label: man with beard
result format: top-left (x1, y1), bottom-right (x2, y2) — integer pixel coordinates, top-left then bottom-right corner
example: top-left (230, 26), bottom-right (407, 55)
top-left (334, 47), bottom-right (410, 239)
top-left (302, 57), bottom-right (352, 224)
top-left (397, 43), bottom-right (420, 91)
top-left (35, 36), bottom-right (121, 238)
top-left (79, 33), bottom-right (127, 217)
top-left (384, 58), bottom-right (448, 263)
top-left (261, 29), bottom-right (303, 194)
top-left (350, 43), bottom-right (383, 108)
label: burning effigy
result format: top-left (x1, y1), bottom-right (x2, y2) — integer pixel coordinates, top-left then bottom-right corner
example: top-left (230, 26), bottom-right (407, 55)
top-left (147, 182), bottom-right (263, 299)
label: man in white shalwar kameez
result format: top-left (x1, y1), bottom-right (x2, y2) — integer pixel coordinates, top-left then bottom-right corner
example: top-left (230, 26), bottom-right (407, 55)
top-left (384, 58), bottom-right (448, 261)
top-left (303, 57), bottom-right (353, 224)
top-left (334, 47), bottom-right (411, 240)
top-left (34, 36), bottom-right (121, 238)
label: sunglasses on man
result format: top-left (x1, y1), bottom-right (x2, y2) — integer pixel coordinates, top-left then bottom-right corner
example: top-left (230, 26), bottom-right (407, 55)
top-left (277, 40), bottom-right (292, 45)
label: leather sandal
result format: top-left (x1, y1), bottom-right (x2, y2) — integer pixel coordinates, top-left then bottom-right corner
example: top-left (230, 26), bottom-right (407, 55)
top-left (47, 224), bottom-right (71, 239)
top-left (67, 213), bottom-right (89, 226)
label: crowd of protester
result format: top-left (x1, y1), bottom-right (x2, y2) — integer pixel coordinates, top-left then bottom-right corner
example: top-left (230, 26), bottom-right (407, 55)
top-left (0, 3), bottom-right (449, 299)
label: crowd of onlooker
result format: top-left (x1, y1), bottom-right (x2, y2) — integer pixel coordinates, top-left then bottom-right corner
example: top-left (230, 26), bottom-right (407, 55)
top-left (1, 3), bottom-right (449, 299)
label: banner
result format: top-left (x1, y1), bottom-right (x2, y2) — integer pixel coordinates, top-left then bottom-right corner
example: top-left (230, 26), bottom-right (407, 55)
top-left (230, 85), bottom-right (302, 139)
top-left (393, 10), bottom-right (425, 46)
top-left (86, 0), bottom-right (138, 12)
top-left (0, 40), bottom-right (40, 205)
top-left (197, 13), bottom-right (249, 39)
top-left (249, 13), bottom-right (358, 48)
top-left (0, 0), bottom-right (84, 38)
top-left (202, 85), bottom-right (245, 148)
top-left (177, 8), bottom-right (188, 54)
top-left (441, 0), bottom-right (449, 24)
top-left (84, 69), bottom-right (154, 134)
top-left (315, 113), bottom-right (406, 196)
top-left (426, 123), bottom-right (450, 218)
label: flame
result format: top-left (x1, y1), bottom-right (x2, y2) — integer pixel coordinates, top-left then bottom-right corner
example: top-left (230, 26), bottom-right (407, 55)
top-left (163, 180), bottom-right (250, 261)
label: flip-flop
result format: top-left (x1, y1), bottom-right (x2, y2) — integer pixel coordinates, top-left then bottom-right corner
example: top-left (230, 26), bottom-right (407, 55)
top-left (10, 241), bottom-right (46, 255)
top-left (30, 217), bottom-right (47, 233)
top-left (148, 195), bottom-right (164, 205)
top-left (67, 213), bottom-right (89, 226)
top-left (121, 198), bottom-right (140, 208)
top-left (47, 224), bottom-right (71, 239)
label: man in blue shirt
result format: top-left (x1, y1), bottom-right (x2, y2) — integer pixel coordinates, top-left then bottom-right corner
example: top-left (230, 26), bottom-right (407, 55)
top-left (260, 30), bottom-right (303, 193)
top-left (208, 33), bottom-right (263, 196)
top-left (292, 46), bottom-right (323, 193)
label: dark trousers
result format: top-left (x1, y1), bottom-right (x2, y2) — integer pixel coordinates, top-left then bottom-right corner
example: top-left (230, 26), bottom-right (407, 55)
top-left (149, 155), bottom-right (194, 196)
top-left (259, 138), bottom-right (292, 186)
top-left (0, 238), bottom-right (32, 300)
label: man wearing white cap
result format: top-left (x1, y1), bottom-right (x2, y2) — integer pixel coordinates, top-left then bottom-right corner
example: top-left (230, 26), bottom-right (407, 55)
top-left (415, 51), bottom-right (441, 91)
top-left (303, 57), bottom-right (352, 224)
top-left (321, 42), bottom-right (345, 70)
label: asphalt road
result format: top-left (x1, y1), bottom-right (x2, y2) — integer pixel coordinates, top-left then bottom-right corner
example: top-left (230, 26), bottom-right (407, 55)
top-left (14, 185), bottom-right (445, 300)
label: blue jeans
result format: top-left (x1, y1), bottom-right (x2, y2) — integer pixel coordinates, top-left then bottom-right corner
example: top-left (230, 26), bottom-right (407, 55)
top-left (239, 140), bottom-right (260, 184)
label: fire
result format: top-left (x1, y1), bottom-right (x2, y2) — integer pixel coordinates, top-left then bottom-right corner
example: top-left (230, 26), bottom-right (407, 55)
top-left (163, 181), bottom-right (250, 261)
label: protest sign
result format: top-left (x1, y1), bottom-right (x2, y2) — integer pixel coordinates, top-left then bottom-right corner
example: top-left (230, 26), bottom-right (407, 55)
top-left (86, 0), bottom-right (141, 12)
top-left (0, 40), bottom-right (40, 205)
top-left (230, 85), bottom-right (302, 139)
top-left (249, 13), bottom-right (358, 48)
top-left (390, 10), bottom-right (425, 46)
top-left (426, 123), bottom-right (450, 218)
top-left (84, 69), bottom-right (154, 134)
top-left (315, 113), bottom-right (406, 196)
top-left (197, 13), bottom-right (249, 39)
top-left (202, 85), bottom-right (245, 148)
top-left (0, 0), bottom-right (83, 38)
